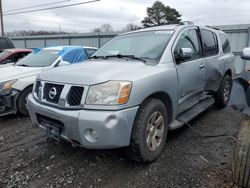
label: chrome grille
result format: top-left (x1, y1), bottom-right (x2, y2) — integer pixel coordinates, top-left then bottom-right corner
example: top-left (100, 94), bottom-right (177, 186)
top-left (43, 83), bottom-right (64, 104)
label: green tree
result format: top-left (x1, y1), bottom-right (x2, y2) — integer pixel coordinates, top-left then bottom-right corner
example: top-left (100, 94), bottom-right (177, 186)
top-left (142, 1), bottom-right (181, 27)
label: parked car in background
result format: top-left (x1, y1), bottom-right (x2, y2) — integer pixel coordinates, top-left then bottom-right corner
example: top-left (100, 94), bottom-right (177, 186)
top-left (0, 37), bottom-right (15, 52)
top-left (0, 46), bottom-right (97, 117)
top-left (27, 23), bottom-right (234, 163)
top-left (0, 48), bottom-right (32, 65)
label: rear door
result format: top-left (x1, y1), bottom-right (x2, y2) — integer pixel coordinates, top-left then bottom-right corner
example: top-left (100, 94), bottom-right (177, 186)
top-left (173, 28), bottom-right (206, 113)
top-left (200, 29), bottom-right (224, 92)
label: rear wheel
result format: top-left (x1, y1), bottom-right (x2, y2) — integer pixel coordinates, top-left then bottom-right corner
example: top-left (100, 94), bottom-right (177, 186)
top-left (233, 119), bottom-right (250, 187)
top-left (17, 86), bottom-right (32, 116)
top-left (126, 98), bottom-right (168, 163)
top-left (214, 75), bottom-right (232, 108)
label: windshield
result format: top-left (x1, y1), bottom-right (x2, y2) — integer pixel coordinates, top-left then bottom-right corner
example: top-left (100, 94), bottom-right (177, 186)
top-left (16, 50), bottom-right (60, 67)
top-left (0, 50), bottom-right (11, 59)
top-left (93, 30), bottom-right (174, 63)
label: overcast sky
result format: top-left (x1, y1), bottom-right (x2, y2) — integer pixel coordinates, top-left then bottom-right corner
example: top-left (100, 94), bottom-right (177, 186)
top-left (3, 0), bottom-right (250, 33)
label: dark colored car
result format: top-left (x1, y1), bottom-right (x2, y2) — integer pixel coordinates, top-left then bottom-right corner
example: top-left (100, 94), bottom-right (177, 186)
top-left (0, 49), bottom-right (32, 64)
top-left (0, 37), bottom-right (15, 52)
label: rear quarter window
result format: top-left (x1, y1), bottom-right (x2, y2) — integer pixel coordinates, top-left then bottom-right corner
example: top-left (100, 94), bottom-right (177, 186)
top-left (219, 34), bottom-right (231, 53)
top-left (201, 30), bottom-right (219, 57)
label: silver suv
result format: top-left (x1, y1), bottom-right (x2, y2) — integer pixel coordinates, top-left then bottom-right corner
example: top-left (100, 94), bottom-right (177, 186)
top-left (27, 24), bottom-right (235, 163)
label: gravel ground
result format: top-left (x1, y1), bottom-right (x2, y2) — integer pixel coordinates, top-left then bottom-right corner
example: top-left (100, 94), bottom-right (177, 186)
top-left (0, 107), bottom-right (244, 188)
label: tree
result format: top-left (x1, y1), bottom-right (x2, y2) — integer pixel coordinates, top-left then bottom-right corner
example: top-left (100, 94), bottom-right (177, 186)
top-left (92, 24), bottom-right (114, 33)
top-left (100, 24), bottom-right (113, 32)
top-left (122, 24), bottom-right (141, 32)
top-left (142, 1), bottom-right (181, 27)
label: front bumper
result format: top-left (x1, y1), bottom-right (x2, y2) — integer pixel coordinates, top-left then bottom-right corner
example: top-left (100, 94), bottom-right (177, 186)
top-left (0, 90), bottom-right (19, 116)
top-left (27, 95), bottom-right (139, 149)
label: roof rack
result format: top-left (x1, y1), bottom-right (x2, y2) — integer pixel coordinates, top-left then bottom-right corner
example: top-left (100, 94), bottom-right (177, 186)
top-left (180, 21), bottom-right (194, 25)
top-left (205, 25), bottom-right (220, 30)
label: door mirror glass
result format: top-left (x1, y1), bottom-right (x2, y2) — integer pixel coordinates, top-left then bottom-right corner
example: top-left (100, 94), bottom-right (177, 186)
top-left (175, 48), bottom-right (193, 63)
top-left (241, 47), bottom-right (250, 60)
top-left (58, 61), bottom-right (70, 67)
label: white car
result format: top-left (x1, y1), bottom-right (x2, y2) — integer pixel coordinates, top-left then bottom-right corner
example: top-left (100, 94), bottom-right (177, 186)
top-left (0, 46), bottom-right (97, 116)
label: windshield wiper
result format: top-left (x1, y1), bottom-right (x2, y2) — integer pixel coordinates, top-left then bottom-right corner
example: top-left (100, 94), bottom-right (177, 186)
top-left (105, 54), bottom-right (146, 63)
top-left (17, 64), bottom-right (29, 67)
top-left (89, 55), bottom-right (107, 60)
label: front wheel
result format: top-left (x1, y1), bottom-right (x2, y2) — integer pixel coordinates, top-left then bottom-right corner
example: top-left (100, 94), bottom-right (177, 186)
top-left (214, 75), bottom-right (232, 108)
top-left (126, 98), bottom-right (168, 163)
top-left (17, 86), bottom-right (33, 116)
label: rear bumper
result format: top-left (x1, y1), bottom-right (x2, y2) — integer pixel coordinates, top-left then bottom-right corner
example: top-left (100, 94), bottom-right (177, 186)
top-left (0, 90), bottom-right (19, 116)
top-left (27, 94), bottom-right (139, 149)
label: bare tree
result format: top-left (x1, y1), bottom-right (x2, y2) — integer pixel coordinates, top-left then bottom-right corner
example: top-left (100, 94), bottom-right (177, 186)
top-left (122, 24), bottom-right (141, 32)
top-left (92, 23), bottom-right (114, 33)
top-left (100, 24), bottom-right (113, 32)
top-left (92, 27), bottom-right (102, 33)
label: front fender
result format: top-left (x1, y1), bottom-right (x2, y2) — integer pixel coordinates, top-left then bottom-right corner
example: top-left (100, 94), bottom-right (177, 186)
top-left (12, 75), bottom-right (37, 91)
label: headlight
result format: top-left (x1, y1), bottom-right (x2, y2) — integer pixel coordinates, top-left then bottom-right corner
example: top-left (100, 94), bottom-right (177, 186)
top-left (0, 79), bottom-right (17, 95)
top-left (86, 81), bottom-right (132, 105)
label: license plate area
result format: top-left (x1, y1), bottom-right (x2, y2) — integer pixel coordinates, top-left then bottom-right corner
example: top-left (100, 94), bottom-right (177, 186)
top-left (36, 114), bottom-right (65, 141)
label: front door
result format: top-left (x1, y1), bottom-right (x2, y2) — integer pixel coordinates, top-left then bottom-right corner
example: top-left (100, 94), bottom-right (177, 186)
top-left (173, 28), bottom-right (206, 114)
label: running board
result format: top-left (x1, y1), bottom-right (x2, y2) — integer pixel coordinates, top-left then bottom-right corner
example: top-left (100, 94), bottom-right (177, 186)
top-left (169, 97), bottom-right (215, 130)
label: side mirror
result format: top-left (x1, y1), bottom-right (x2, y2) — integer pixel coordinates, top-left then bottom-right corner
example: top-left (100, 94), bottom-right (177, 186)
top-left (241, 47), bottom-right (250, 60)
top-left (58, 61), bottom-right (70, 67)
top-left (175, 48), bottom-right (193, 63)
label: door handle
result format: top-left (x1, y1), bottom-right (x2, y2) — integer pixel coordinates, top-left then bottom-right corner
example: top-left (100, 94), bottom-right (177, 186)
top-left (200, 63), bottom-right (205, 69)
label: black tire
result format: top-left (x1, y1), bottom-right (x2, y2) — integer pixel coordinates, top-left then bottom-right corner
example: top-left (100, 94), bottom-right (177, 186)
top-left (214, 75), bottom-right (232, 108)
top-left (233, 119), bottom-right (250, 188)
top-left (126, 98), bottom-right (168, 163)
top-left (17, 86), bottom-right (33, 116)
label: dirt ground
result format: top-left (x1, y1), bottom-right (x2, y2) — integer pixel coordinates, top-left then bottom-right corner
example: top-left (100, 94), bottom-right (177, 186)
top-left (0, 107), bottom-right (244, 188)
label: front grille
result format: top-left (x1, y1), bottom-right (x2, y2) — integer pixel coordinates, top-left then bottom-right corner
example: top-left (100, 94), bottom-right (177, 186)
top-left (67, 86), bottom-right (84, 106)
top-left (43, 83), bottom-right (64, 104)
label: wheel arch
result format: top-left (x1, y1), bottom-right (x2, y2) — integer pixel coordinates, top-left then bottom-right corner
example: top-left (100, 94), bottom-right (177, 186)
top-left (140, 92), bottom-right (173, 124)
top-left (225, 69), bottom-right (232, 78)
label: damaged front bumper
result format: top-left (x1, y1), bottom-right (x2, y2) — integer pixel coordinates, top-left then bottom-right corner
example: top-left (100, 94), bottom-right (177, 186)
top-left (0, 90), bottom-right (19, 116)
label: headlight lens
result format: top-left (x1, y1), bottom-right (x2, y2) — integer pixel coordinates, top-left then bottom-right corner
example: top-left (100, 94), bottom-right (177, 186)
top-left (0, 79), bottom-right (17, 95)
top-left (86, 81), bottom-right (132, 105)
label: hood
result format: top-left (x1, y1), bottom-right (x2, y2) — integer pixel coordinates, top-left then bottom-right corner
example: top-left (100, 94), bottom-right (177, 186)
top-left (0, 65), bottom-right (43, 82)
top-left (39, 60), bottom-right (158, 85)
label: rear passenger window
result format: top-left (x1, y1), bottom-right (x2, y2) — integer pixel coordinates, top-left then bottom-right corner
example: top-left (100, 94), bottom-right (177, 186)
top-left (219, 34), bottom-right (231, 53)
top-left (201, 30), bottom-right (219, 57)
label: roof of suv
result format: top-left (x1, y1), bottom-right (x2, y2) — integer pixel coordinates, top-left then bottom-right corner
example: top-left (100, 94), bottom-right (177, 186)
top-left (121, 24), bottom-right (224, 36)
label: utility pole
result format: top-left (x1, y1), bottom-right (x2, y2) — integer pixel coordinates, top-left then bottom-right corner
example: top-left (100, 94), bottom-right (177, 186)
top-left (0, 0), bottom-right (4, 36)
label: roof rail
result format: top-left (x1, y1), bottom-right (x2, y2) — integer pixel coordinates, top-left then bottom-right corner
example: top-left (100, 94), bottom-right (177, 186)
top-left (180, 21), bottom-right (194, 25)
top-left (205, 25), bottom-right (220, 30)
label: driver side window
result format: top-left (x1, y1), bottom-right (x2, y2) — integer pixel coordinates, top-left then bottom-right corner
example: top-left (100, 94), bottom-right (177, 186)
top-left (174, 29), bottom-right (201, 63)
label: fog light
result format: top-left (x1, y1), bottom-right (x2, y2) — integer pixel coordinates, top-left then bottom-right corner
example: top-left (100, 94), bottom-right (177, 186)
top-left (84, 128), bottom-right (99, 142)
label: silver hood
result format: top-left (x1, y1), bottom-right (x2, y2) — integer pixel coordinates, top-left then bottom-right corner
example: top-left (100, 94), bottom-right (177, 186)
top-left (39, 60), bottom-right (157, 85)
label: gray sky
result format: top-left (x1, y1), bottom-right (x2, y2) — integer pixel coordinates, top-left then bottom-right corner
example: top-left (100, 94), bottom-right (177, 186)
top-left (3, 0), bottom-right (250, 32)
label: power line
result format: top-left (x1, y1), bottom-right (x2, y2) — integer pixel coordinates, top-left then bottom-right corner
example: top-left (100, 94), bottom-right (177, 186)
top-left (3, 0), bottom-right (100, 16)
top-left (4, 0), bottom-right (71, 13)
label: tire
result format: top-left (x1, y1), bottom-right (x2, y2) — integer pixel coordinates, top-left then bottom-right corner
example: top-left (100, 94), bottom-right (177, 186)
top-left (233, 119), bottom-right (250, 188)
top-left (17, 86), bottom-right (33, 116)
top-left (126, 98), bottom-right (168, 163)
top-left (214, 75), bottom-right (232, 108)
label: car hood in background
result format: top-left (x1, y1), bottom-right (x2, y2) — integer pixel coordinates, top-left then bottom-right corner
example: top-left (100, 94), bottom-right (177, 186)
top-left (0, 65), bottom-right (43, 82)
